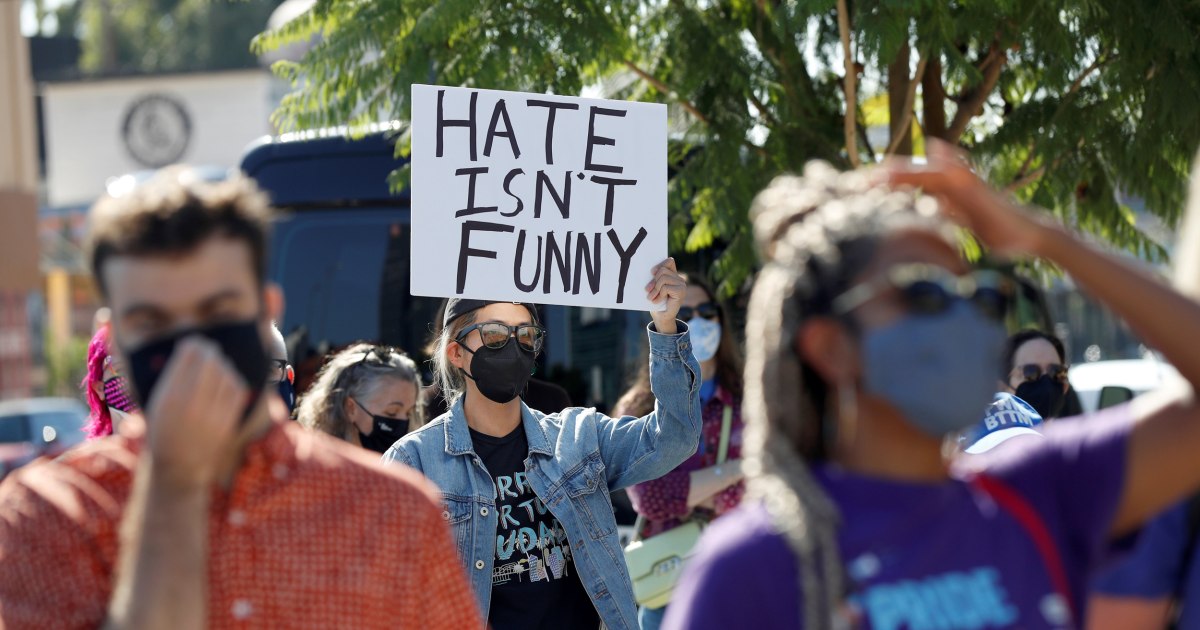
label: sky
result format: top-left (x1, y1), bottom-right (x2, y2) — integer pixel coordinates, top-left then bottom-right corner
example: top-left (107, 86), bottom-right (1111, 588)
top-left (20, 0), bottom-right (72, 37)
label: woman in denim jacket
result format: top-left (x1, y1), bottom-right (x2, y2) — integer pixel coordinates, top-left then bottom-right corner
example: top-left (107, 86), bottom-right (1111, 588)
top-left (383, 258), bottom-right (702, 630)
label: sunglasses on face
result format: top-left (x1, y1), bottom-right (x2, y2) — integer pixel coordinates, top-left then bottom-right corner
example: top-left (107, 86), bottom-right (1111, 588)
top-left (678, 302), bottom-right (720, 321)
top-left (833, 263), bottom-right (1013, 322)
top-left (1017, 363), bottom-right (1069, 383)
top-left (456, 322), bottom-right (546, 353)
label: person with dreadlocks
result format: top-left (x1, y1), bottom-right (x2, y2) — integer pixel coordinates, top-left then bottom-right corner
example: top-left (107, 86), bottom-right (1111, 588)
top-left (665, 141), bottom-right (1200, 629)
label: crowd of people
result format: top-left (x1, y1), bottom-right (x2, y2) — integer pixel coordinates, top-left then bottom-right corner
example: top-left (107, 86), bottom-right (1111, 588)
top-left (1, 140), bottom-right (1200, 629)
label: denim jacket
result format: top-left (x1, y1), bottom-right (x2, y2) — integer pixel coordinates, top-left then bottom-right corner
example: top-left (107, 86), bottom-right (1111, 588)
top-left (382, 322), bottom-right (701, 630)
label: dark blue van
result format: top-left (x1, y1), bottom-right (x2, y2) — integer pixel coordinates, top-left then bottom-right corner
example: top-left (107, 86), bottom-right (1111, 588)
top-left (239, 123), bottom-right (649, 410)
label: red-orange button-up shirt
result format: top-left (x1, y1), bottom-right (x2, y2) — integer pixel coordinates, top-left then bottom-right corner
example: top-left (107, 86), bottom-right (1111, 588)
top-left (0, 416), bottom-right (482, 629)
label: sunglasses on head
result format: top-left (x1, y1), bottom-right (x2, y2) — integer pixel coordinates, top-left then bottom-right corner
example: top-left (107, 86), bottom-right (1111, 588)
top-left (357, 345), bottom-right (402, 366)
top-left (456, 322), bottom-right (546, 354)
top-left (1017, 363), bottom-right (1069, 383)
top-left (834, 263), bottom-right (1013, 322)
top-left (678, 302), bottom-right (720, 321)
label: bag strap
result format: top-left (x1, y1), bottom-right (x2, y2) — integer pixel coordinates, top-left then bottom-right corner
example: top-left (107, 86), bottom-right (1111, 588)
top-left (716, 405), bottom-right (733, 465)
top-left (630, 513), bottom-right (646, 544)
top-left (632, 406), bottom-right (734, 543)
top-left (970, 473), bottom-right (1078, 626)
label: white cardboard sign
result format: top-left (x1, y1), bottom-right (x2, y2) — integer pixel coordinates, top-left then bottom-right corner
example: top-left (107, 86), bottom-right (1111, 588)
top-left (410, 84), bottom-right (667, 311)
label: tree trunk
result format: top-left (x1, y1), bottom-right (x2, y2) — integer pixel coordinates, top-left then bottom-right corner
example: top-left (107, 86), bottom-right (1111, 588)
top-left (836, 0), bottom-right (859, 166)
top-left (887, 43), bottom-right (913, 156)
top-left (98, 0), bottom-right (118, 73)
top-left (921, 53), bottom-right (946, 140)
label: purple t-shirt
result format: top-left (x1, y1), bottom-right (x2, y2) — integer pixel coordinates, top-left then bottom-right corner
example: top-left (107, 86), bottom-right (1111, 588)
top-left (1092, 500), bottom-right (1200, 627)
top-left (664, 406), bottom-right (1133, 630)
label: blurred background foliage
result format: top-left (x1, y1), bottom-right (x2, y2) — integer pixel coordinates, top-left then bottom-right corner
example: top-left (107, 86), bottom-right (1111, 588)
top-left (41, 0), bottom-right (1199, 295)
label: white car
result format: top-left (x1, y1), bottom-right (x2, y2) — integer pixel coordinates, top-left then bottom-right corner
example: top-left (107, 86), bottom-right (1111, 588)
top-left (1068, 359), bottom-right (1180, 414)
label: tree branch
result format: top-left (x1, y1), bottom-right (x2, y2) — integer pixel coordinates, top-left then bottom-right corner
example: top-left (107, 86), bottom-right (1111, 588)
top-left (751, 0), bottom-right (818, 122)
top-left (946, 44), bottom-right (1008, 141)
top-left (1065, 52), bottom-right (1109, 98)
top-left (1004, 165), bottom-right (1047, 193)
top-left (886, 51), bottom-right (930, 156)
top-left (858, 120), bottom-right (877, 163)
top-left (748, 91), bottom-right (780, 128)
top-left (622, 59), bottom-right (768, 158)
top-left (622, 60), bottom-right (711, 126)
top-left (1009, 53), bottom-right (1113, 186)
top-left (836, 0), bottom-right (859, 166)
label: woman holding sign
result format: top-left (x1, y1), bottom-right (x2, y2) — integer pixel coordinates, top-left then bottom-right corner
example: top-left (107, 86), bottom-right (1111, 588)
top-left (664, 144), bottom-right (1200, 629)
top-left (383, 258), bottom-right (702, 630)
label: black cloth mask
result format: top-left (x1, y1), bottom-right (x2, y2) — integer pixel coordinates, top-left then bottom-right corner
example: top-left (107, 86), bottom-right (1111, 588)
top-left (1015, 376), bottom-right (1067, 419)
top-left (461, 342), bottom-right (536, 404)
top-left (124, 320), bottom-right (270, 423)
top-left (353, 398), bottom-right (409, 453)
top-left (358, 416), bottom-right (409, 454)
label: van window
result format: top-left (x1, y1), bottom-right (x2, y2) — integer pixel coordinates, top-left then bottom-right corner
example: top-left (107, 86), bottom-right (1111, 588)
top-left (0, 415), bottom-right (31, 443)
top-left (270, 209), bottom-right (440, 359)
top-left (32, 411), bottom-right (87, 447)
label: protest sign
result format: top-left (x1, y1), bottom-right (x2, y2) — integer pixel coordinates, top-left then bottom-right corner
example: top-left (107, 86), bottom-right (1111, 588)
top-left (410, 84), bottom-right (667, 311)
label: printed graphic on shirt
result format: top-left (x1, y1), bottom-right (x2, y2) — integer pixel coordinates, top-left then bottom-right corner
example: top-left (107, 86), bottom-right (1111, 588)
top-left (491, 471), bottom-right (575, 586)
top-left (843, 562), bottom-right (1071, 629)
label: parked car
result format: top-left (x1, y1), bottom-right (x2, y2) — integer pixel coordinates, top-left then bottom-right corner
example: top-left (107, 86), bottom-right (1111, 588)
top-left (1068, 358), bottom-right (1181, 414)
top-left (0, 398), bottom-right (88, 478)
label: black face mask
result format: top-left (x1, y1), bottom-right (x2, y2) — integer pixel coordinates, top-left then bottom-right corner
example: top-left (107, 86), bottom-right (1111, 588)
top-left (124, 320), bottom-right (271, 423)
top-left (1015, 376), bottom-right (1067, 419)
top-left (352, 398), bottom-right (409, 453)
top-left (358, 416), bottom-right (409, 454)
top-left (461, 342), bottom-right (536, 404)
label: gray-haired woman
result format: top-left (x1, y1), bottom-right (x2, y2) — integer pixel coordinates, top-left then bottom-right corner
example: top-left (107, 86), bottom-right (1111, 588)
top-left (296, 343), bottom-right (425, 454)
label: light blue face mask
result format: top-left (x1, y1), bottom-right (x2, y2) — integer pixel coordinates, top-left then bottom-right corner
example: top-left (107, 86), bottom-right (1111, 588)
top-left (861, 300), bottom-right (1006, 437)
top-left (687, 316), bottom-right (722, 363)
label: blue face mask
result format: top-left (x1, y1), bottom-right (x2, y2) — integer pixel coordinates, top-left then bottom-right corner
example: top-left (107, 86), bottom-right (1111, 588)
top-left (687, 316), bottom-right (722, 363)
top-left (277, 379), bottom-right (295, 415)
top-left (861, 300), bottom-right (1006, 437)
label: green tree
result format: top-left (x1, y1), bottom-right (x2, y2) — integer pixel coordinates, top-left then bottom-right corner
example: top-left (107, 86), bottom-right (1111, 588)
top-left (44, 333), bottom-right (89, 399)
top-left (256, 0), bottom-right (1200, 294)
top-left (78, 0), bottom-right (283, 75)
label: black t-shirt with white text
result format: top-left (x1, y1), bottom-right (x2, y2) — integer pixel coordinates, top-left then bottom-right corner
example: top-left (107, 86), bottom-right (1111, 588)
top-left (470, 425), bottom-right (600, 630)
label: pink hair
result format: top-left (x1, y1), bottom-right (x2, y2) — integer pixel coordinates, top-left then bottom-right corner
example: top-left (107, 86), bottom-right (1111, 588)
top-left (81, 325), bottom-right (113, 438)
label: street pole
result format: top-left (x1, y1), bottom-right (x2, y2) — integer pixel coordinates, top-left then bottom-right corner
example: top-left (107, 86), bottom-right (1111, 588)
top-left (0, 0), bottom-right (43, 399)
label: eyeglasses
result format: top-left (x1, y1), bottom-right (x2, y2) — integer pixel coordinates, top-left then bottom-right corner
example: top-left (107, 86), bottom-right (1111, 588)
top-left (678, 302), bottom-right (720, 321)
top-left (833, 263), bottom-right (1013, 322)
top-left (269, 359), bottom-right (289, 383)
top-left (456, 322), bottom-right (546, 353)
top-left (1017, 363), bottom-right (1069, 383)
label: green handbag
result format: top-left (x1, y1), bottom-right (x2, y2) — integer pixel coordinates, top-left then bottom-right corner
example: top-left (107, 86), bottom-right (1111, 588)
top-left (624, 405), bottom-right (733, 609)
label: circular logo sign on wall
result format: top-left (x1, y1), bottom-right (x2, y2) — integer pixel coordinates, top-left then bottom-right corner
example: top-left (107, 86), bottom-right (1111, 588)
top-left (121, 94), bottom-right (192, 168)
